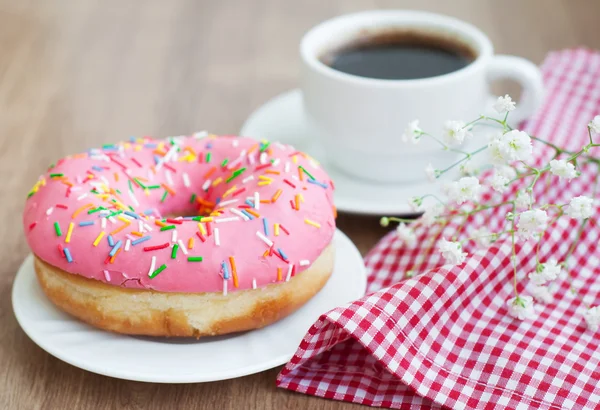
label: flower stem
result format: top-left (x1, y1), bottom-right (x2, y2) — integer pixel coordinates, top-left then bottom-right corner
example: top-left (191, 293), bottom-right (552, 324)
top-left (422, 132), bottom-right (471, 156)
top-left (458, 201), bottom-right (513, 217)
top-left (438, 145), bottom-right (488, 175)
top-left (530, 135), bottom-right (565, 153)
top-left (388, 217), bottom-right (418, 224)
top-left (510, 202), bottom-right (518, 297)
top-left (419, 193), bottom-right (446, 206)
top-left (461, 229), bottom-right (513, 245)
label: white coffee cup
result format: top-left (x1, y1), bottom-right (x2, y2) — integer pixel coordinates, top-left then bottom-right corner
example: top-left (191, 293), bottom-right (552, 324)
top-left (300, 10), bottom-right (544, 183)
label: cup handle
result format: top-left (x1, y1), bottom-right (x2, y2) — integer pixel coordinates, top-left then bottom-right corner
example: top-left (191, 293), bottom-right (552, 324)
top-left (486, 54), bottom-right (545, 124)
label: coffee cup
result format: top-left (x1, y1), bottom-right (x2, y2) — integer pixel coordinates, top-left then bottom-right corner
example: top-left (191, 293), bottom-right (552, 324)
top-left (300, 10), bottom-right (544, 183)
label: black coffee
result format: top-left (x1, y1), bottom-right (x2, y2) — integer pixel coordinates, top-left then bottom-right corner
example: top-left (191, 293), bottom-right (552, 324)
top-left (321, 30), bottom-right (476, 80)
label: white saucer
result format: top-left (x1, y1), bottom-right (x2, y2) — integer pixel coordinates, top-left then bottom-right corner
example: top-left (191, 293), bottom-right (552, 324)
top-left (241, 89), bottom-right (435, 215)
top-left (12, 229), bottom-right (366, 383)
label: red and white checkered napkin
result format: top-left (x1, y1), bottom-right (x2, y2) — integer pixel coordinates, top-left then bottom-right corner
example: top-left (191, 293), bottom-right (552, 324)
top-left (276, 48), bottom-right (600, 409)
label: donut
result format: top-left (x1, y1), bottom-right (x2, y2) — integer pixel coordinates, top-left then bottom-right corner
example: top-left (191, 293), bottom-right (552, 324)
top-left (23, 133), bottom-right (336, 337)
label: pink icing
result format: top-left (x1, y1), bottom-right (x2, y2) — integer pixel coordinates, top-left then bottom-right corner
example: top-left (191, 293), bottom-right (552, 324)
top-left (23, 134), bottom-right (336, 294)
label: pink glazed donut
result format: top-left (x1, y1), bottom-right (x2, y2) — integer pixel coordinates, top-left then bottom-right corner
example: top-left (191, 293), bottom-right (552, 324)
top-left (23, 133), bottom-right (336, 337)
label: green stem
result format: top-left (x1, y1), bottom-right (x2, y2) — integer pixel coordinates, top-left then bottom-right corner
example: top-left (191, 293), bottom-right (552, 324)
top-left (460, 229), bottom-right (513, 245)
top-left (457, 201), bottom-right (513, 217)
top-left (562, 219), bottom-right (588, 264)
top-left (561, 219), bottom-right (589, 305)
top-left (387, 217), bottom-right (418, 224)
top-left (438, 145), bottom-right (488, 175)
top-left (510, 202), bottom-right (518, 297)
top-left (530, 135), bottom-right (565, 153)
top-left (422, 132), bottom-right (471, 156)
top-left (536, 210), bottom-right (564, 264)
top-left (482, 116), bottom-right (506, 127)
top-left (463, 116), bottom-right (485, 129)
top-left (419, 194), bottom-right (446, 206)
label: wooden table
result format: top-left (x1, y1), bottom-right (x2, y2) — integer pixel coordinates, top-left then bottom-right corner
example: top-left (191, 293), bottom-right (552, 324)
top-left (1, 1), bottom-right (599, 408)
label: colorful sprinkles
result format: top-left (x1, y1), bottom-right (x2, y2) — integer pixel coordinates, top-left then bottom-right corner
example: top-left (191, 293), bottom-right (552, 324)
top-left (25, 134), bottom-right (334, 293)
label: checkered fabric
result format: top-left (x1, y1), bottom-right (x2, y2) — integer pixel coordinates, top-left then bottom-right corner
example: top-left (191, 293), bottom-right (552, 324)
top-left (276, 49), bottom-right (600, 409)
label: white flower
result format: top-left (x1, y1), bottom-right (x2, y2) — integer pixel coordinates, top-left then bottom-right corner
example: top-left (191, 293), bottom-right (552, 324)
top-left (517, 209), bottom-right (548, 239)
top-left (491, 173), bottom-right (509, 193)
top-left (488, 130), bottom-right (533, 164)
top-left (589, 115), bottom-right (600, 134)
top-left (531, 285), bottom-right (553, 304)
top-left (493, 94), bottom-right (516, 114)
top-left (408, 196), bottom-right (424, 212)
top-left (539, 259), bottom-right (562, 281)
top-left (584, 306), bottom-right (600, 331)
top-left (528, 270), bottom-right (548, 285)
top-left (507, 296), bottom-right (535, 320)
top-left (459, 161), bottom-right (479, 176)
top-left (443, 120), bottom-right (471, 146)
top-left (566, 195), bottom-right (594, 219)
top-left (549, 159), bottom-right (578, 180)
top-left (472, 226), bottom-right (493, 248)
top-left (502, 130), bottom-right (533, 162)
top-left (515, 191), bottom-right (532, 210)
top-left (402, 120), bottom-right (422, 144)
top-left (488, 137), bottom-right (507, 165)
top-left (425, 163), bottom-right (437, 182)
top-left (438, 238), bottom-right (468, 265)
top-left (495, 165), bottom-right (517, 179)
top-left (421, 203), bottom-right (444, 226)
top-left (396, 223), bottom-right (417, 246)
top-left (446, 176), bottom-right (481, 204)
top-left (528, 260), bottom-right (560, 286)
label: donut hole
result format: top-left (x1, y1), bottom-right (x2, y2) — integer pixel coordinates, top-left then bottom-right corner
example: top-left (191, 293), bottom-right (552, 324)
top-left (151, 186), bottom-right (229, 220)
top-left (151, 173), bottom-right (244, 219)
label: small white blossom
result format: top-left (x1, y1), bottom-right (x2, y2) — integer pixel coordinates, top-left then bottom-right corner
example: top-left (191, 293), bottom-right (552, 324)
top-left (408, 196), bottom-right (424, 212)
top-left (528, 260), bottom-right (560, 286)
top-left (589, 115), bottom-right (600, 134)
top-left (585, 306), bottom-right (600, 331)
top-left (507, 296), bottom-right (535, 320)
top-left (472, 226), bottom-right (493, 248)
top-left (515, 191), bottom-right (532, 210)
top-left (549, 159), bottom-right (578, 180)
top-left (425, 163), bottom-right (437, 182)
top-left (502, 130), bottom-right (533, 162)
top-left (396, 223), bottom-right (417, 246)
top-left (531, 285), bottom-right (553, 304)
top-left (528, 270), bottom-right (548, 285)
top-left (517, 209), bottom-right (548, 239)
top-left (446, 176), bottom-right (481, 204)
top-left (438, 238), bottom-right (468, 265)
top-left (493, 94), bottom-right (516, 114)
top-left (443, 120), bottom-right (471, 146)
top-left (488, 137), bottom-right (506, 165)
top-left (539, 259), bottom-right (562, 281)
top-left (420, 203), bottom-right (444, 227)
top-left (488, 130), bottom-right (533, 164)
top-left (401, 120), bottom-right (422, 144)
top-left (459, 161), bottom-right (478, 176)
top-left (495, 165), bottom-right (517, 179)
top-left (566, 195), bottom-right (594, 219)
top-left (491, 173), bottom-right (509, 193)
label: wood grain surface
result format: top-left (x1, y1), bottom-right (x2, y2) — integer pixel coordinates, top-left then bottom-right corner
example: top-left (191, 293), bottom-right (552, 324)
top-left (2, 1), bottom-right (599, 409)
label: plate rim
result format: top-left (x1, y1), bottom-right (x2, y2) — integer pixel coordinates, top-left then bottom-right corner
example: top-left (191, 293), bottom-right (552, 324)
top-left (12, 228), bottom-right (367, 383)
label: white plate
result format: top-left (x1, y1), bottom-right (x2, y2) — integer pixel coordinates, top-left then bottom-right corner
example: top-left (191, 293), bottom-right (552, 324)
top-left (12, 229), bottom-right (366, 383)
top-left (241, 89), bottom-right (436, 215)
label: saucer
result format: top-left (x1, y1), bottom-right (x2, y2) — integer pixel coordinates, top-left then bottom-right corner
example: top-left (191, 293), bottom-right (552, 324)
top-left (12, 229), bottom-right (367, 383)
top-left (240, 89), bottom-right (436, 215)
